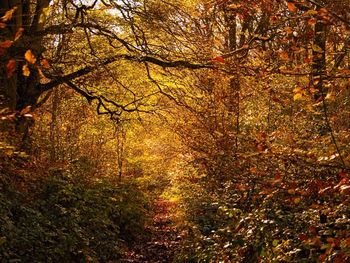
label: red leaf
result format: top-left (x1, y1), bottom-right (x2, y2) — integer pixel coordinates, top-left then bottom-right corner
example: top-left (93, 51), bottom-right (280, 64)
top-left (339, 170), bottom-right (347, 178)
top-left (0, 40), bottom-right (13, 48)
top-left (298, 233), bottom-right (308, 241)
top-left (213, 56), bottom-right (225, 63)
top-left (6, 59), bottom-right (16, 78)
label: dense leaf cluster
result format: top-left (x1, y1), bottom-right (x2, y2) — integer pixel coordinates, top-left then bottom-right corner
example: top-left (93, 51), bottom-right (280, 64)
top-left (0, 160), bottom-right (149, 262)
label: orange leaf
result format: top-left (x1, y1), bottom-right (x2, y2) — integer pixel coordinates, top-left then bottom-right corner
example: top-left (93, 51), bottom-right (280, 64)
top-left (40, 58), bottom-right (50, 69)
top-left (287, 2), bottom-right (297, 12)
top-left (1, 7), bottom-right (17, 22)
top-left (14, 27), bottom-right (24, 41)
top-left (6, 59), bottom-right (16, 78)
top-left (308, 18), bottom-right (317, 26)
top-left (284, 27), bottom-right (293, 34)
top-left (250, 167), bottom-right (257, 173)
top-left (24, 49), bottom-right (36, 64)
top-left (0, 22), bottom-right (6, 28)
top-left (213, 56), bottom-right (225, 63)
top-left (22, 64), bottom-right (30, 77)
top-left (279, 51), bottom-right (289, 61)
top-left (0, 40), bottom-right (13, 48)
top-left (20, 106), bottom-right (32, 115)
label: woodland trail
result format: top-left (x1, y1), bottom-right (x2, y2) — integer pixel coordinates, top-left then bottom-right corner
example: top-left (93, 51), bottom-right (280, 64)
top-left (121, 199), bottom-right (181, 263)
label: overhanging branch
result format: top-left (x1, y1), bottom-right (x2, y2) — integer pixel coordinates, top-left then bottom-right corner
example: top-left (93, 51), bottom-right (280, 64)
top-left (39, 55), bottom-right (212, 92)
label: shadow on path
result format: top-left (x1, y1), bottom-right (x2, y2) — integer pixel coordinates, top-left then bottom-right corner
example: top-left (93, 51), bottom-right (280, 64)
top-left (121, 199), bottom-right (180, 263)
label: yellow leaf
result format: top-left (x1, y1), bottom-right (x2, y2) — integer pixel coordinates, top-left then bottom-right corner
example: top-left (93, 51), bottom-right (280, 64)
top-left (304, 10), bottom-right (318, 16)
top-left (228, 4), bottom-right (241, 9)
top-left (312, 44), bottom-right (323, 53)
top-left (14, 27), bottom-right (24, 41)
top-left (287, 2), bottom-right (297, 12)
top-left (22, 64), bottom-right (30, 77)
top-left (24, 50), bottom-right (36, 64)
top-left (325, 92), bottom-right (335, 101)
top-left (39, 6), bottom-right (50, 24)
top-left (293, 93), bottom-right (304, 101)
top-left (294, 197), bottom-right (301, 204)
top-left (1, 7), bottom-right (17, 22)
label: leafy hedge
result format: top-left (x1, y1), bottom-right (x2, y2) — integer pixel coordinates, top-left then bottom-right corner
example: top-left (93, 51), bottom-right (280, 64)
top-left (174, 154), bottom-right (350, 262)
top-left (0, 166), bottom-right (149, 262)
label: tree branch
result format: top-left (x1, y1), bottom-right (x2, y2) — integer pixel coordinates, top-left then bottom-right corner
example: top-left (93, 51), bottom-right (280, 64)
top-left (39, 55), bottom-right (212, 91)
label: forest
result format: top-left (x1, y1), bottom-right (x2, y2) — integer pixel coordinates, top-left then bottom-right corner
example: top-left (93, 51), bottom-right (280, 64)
top-left (0, 0), bottom-right (350, 262)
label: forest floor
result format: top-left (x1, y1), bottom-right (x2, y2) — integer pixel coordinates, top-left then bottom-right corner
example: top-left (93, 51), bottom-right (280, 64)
top-left (121, 199), bottom-right (181, 263)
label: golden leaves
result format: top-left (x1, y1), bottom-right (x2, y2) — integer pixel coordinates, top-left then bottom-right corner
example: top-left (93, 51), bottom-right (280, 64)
top-left (293, 87), bottom-right (306, 101)
top-left (24, 50), bottom-right (36, 64)
top-left (227, 4), bottom-right (241, 10)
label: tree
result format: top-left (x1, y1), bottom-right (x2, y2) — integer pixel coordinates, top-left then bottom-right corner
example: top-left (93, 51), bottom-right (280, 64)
top-left (0, 0), bottom-right (211, 116)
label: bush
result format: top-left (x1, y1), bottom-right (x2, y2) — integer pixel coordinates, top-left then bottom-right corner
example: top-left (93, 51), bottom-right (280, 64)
top-left (0, 166), bottom-right (149, 262)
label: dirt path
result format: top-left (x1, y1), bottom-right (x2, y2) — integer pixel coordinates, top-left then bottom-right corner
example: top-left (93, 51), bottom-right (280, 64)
top-left (121, 199), bottom-right (180, 263)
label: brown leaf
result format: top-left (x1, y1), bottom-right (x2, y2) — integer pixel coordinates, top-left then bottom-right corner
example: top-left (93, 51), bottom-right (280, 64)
top-left (1, 7), bottom-right (17, 22)
top-left (0, 40), bottom-right (13, 48)
top-left (24, 49), bottom-right (36, 64)
top-left (6, 59), bottom-right (16, 78)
